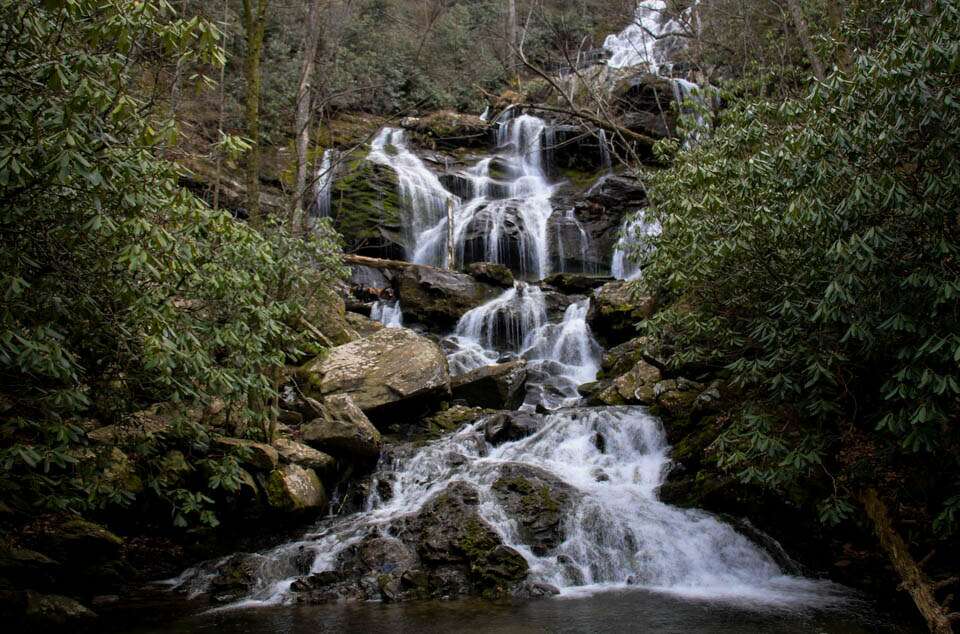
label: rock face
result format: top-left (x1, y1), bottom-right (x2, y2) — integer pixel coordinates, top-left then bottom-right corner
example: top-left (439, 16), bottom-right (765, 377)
top-left (588, 281), bottom-right (656, 345)
top-left (482, 411), bottom-right (544, 446)
top-left (330, 156), bottom-right (405, 260)
top-left (301, 394), bottom-right (382, 462)
top-left (450, 360), bottom-right (527, 410)
top-left (611, 73), bottom-right (678, 139)
top-left (491, 464), bottom-right (579, 556)
top-left (264, 464), bottom-right (327, 513)
top-left (299, 328), bottom-right (451, 421)
top-left (398, 265), bottom-right (500, 329)
top-left (400, 111), bottom-right (491, 150)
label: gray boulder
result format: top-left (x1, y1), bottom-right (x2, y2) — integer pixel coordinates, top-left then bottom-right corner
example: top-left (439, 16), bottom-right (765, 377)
top-left (398, 265), bottom-right (500, 329)
top-left (299, 327), bottom-right (451, 420)
top-left (302, 394), bottom-right (382, 462)
top-left (451, 360), bottom-right (527, 410)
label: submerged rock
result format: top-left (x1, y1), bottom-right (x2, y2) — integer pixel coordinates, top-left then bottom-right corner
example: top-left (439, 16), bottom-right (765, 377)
top-left (299, 328), bottom-right (450, 422)
top-left (450, 359), bottom-right (527, 410)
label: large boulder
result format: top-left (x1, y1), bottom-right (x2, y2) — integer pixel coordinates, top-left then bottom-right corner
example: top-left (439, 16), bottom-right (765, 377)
top-left (263, 464), bottom-right (327, 513)
top-left (491, 464), bottom-right (579, 556)
top-left (398, 265), bottom-right (500, 329)
top-left (299, 328), bottom-right (451, 422)
top-left (450, 360), bottom-right (527, 410)
top-left (301, 394), bottom-right (382, 462)
top-left (329, 155), bottom-right (405, 260)
top-left (588, 281), bottom-right (656, 345)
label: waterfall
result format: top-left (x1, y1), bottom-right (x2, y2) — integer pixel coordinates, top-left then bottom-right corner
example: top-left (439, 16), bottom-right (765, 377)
top-left (604, 1), bottom-right (692, 73)
top-left (553, 207), bottom-right (593, 274)
top-left (370, 300), bottom-right (403, 328)
top-left (480, 106), bottom-right (490, 121)
top-left (597, 129), bottom-right (612, 171)
top-left (367, 128), bottom-right (456, 259)
top-left (311, 149), bottom-right (336, 220)
top-left (171, 407), bottom-right (845, 609)
top-left (444, 285), bottom-right (601, 411)
top-left (611, 210), bottom-right (661, 280)
top-left (370, 114), bottom-right (557, 280)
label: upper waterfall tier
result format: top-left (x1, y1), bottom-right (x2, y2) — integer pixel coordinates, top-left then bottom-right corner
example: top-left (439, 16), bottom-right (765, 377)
top-left (365, 114), bottom-right (564, 280)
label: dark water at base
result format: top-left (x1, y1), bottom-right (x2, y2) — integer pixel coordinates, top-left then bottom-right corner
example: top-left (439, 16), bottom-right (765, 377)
top-left (115, 587), bottom-right (921, 634)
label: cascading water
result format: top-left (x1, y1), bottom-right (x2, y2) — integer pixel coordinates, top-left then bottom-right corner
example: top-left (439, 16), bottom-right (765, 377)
top-left (611, 209), bottom-right (661, 280)
top-left (367, 128), bottom-right (455, 259)
top-left (171, 407), bottom-right (846, 610)
top-left (370, 113), bottom-right (558, 280)
top-left (311, 149), bottom-right (336, 219)
top-left (604, 1), bottom-right (693, 73)
top-left (370, 300), bottom-right (403, 328)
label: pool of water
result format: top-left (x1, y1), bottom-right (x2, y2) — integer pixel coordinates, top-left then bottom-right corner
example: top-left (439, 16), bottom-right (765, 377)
top-left (113, 587), bottom-right (921, 634)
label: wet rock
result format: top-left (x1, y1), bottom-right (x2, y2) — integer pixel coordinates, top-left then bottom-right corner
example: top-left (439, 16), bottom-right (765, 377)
top-left (588, 281), bottom-right (656, 345)
top-left (654, 378), bottom-right (705, 418)
top-left (491, 463), bottom-right (579, 556)
top-left (213, 436), bottom-right (279, 472)
top-left (611, 73), bottom-right (678, 139)
top-left (299, 328), bottom-right (450, 422)
top-left (542, 272), bottom-right (612, 295)
top-left (26, 517), bottom-right (122, 566)
top-left (404, 481), bottom-right (528, 598)
top-left (207, 553), bottom-right (265, 604)
top-left (400, 111), bottom-right (490, 150)
top-left (483, 411), bottom-right (544, 446)
top-left (302, 394), bottom-right (382, 462)
top-left (0, 546), bottom-right (59, 589)
top-left (398, 266), bottom-right (500, 329)
top-left (450, 359), bottom-right (527, 410)
top-left (272, 437), bottom-right (336, 474)
top-left (467, 262), bottom-right (515, 287)
top-left (263, 464), bottom-right (327, 513)
top-left (424, 405), bottom-right (495, 436)
top-left (512, 580), bottom-right (561, 599)
top-left (23, 591), bottom-right (96, 628)
top-left (329, 158), bottom-right (405, 259)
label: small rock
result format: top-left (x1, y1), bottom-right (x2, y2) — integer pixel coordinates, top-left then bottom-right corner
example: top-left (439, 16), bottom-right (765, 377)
top-left (24, 592), bottom-right (97, 628)
top-left (302, 394), bottom-right (382, 462)
top-left (450, 359), bottom-right (527, 410)
top-left (264, 464), bottom-right (327, 513)
top-left (483, 411), bottom-right (543, 446)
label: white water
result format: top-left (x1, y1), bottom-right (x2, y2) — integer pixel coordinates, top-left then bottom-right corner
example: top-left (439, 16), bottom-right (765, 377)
top-left (611, 210), bottom-right (661, 280)
top-left (172, 407), bottom-right (846, 610)
top-left (370, 113), bottom-right (559, 279)
top-left (604, 1), bottom-right (692, 73)
top-left (370, 300), bottom-right (403, 328)
top-left (311, 149), bottom-right (336, 219)
top-left (367, 128), bottom-right (455, 258)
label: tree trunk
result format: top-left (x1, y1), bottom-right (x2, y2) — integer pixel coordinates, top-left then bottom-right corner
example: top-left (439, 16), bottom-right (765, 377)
top-left (213, 0), bottom-right (230, 212)
top-left (785, 0), bottom-right (825, 81)
top-left (859, 488), bottom-right (955, 634)
top-left (292, 0), bottom-right (324, 235)
top-left (507, 0), bottom-right (518, 73)
top-left (241, 0), bottom-right (269, 223)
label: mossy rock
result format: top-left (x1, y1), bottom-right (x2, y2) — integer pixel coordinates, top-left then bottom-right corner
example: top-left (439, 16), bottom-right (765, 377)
top-left (330, 153), bottom-right (404, 257)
